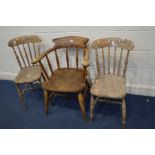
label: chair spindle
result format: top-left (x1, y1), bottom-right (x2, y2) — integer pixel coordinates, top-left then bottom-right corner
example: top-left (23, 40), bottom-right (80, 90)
top-left (55, 49), bottom-right (60, 69)
top-left (46, 55), bottom-right (54, 75)
top-left (123, 50), bottom-right (130, 77)
top-left (76, 48), bottom-right (79, 69)
top-left (66, 48), bottom-right (69, 68)
top-left (101, 48), bottom-right (105, 74)
top-left (118, 48), bottom-right (123, 76)
top-left (17, 45), bottom-right (26, 67)
top-left (95, 48), bottom-right (100, 76)
top-left (22, 44), bottom-right (30, 66)
top-left (12, 47), bottom-right (22, 69)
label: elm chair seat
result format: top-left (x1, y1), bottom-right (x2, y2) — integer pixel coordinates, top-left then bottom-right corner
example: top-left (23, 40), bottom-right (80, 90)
top-left (42, 68), bottom-right (86, 93)
top-left (90, 75), bottom-right (126, 99)
top-left (15, 66), bottom-right (41, 84)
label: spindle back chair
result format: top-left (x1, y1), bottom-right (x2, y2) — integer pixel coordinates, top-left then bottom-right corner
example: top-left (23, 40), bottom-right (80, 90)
top-left (32, 36), bottom-right (89, 121)
top-left (8, 35), bottom-right (42, 109)
top-left (90, 37), bottom-right (134, 128)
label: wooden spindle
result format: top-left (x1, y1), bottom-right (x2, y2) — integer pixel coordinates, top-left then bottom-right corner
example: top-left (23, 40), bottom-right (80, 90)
top-left (22, 44), bottom-right (30, 66)
top-left (38, 44), bottom-right (41, 55)
top-left (39, 61), bottom-right (50, 80)
top-left (76, 48), bottom-right (78, 69)
top-left (113, 47), bottom-right (117, 74)
top-left (108, 46), bottom-right (110, 74)
top-left (66, 48), bottom-right (69, 68)
top-left (101, 48), bottom-right (105, 74)
top-left (118, 48), bottom-right (123, 76)
top-left (41, 72), bottom-right (46, 82)
top-left (12, 47), bottom-right (22, 69)
top-left (55, 49), bottom-right (60, 69)
top-left (17, 45), bottom-right (26, 67)
top-left (46, 55), bottom-right (54, 75)
top-left (123, 50), bottom-right (130, 77)
top-left (27, 43), bottom-right (33, 61)
top-left (95, 48), bottom-right (100, 77)
top-left (33, 42), bottom-right (37, 57)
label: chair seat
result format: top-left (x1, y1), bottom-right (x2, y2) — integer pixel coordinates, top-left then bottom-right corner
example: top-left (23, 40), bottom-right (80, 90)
top-left (90, 75), bottom-right (126, 98)
top-left (42, 68), bottom-right (86, 93)
top-left (15, 66), bottom-right (42, 84)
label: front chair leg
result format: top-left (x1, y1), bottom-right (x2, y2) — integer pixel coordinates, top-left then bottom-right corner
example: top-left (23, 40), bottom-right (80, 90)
top-left (15, 83), bottom-right (27, 111)
top-left (44, 90), bottom-right (49, 115)
top-left (90, 95), bottom-right (95, 121)
top-left (122, 98), bottom-right (126, 128)
top-left (90, 95), bottom-right (99, 121)
top-left (78, 92), bottom-right (87, 121)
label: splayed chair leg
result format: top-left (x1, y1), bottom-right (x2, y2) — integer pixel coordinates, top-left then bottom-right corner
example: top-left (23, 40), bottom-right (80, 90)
top-left (90, 95), bottom-right (98, 121)
top-left (78, 92), bottom-right (87, 121)
top-left (122, 98), bottom-right (126, 129)
top-left (44, 90), bottom-right (49, 115)
top-left (15, 83), bottom-right (27, 111)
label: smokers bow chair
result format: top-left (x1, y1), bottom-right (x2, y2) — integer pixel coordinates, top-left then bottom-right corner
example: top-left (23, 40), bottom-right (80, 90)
top-left (8, 35), bottom-right (42, 110)
top-left (89, 38), bottom-right (134, 128)
top-left (32, 36), bottom-right (89, 121)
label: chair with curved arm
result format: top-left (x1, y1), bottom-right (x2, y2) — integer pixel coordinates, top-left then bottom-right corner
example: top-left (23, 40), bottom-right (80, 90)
top-left (32, 36), bottom-right (89, 121)
top-left (8, 35), bottom-right (42, 110)
top-left (90, 37), bottom-right (134, 128)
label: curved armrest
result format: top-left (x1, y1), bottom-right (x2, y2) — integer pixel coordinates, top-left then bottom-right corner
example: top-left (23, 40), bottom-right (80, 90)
top-left (32, 47), bottom-right (56, 64)
top-left (82, 47), bottom-right (90, 67)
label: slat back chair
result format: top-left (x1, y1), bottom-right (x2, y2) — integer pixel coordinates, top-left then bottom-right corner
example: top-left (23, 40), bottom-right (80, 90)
top-left (8, 35), bottom-right (42, 110)
top-left (32, 36), bottom-right (89, 121)
top-left (90, 38), bottom-right (134, 128)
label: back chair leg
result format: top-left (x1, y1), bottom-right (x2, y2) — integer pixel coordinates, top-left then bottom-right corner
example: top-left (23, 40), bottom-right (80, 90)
top-left (44, 90), bottom-right (49, 115)
top-left (15, 83), bottom-right (27, 111)
top-left (90, 95), bottom-right (98, 121)
top-left (122, 98), bottom-right (126, 128)
top-left (78, 92), bottom-right (87, 121)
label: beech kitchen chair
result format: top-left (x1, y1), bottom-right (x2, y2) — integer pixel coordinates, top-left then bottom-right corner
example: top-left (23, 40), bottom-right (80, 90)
top-left (90, 37), bottom-right (134, 128)
top-left (32, 36), bottom-right (89, 121)
top-left (8, 35), bottom-right (42, 110)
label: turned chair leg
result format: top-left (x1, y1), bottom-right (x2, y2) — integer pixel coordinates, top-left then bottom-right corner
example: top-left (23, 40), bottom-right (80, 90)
top-left (44, 90), bottom-right (49, 115)
top-left (15, 83), bottom-right (27, 111)
top-left (90, 95), bottom-right (98, 121)
top-left (78, 92), bottom-right (87, 121)
top-left (122, 98), bottom-right (126, 128)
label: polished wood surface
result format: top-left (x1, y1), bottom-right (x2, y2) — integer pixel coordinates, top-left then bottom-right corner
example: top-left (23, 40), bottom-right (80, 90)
top-left (33, 36), bottom-right (89, 120)
top-left (90, 37), bottom-right (134, 128)
top-left (8, 35), bottom-right (42, 109)
top-left (42, 68), bottom-right (86, 93)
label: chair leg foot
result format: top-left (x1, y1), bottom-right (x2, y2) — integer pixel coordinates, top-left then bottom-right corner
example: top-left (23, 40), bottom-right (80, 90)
top-left (122, 98), bottom-right (126, 129)
top-left (44, 90), bottom-right (49, 115)
top-left (78, 93), bottom-right (87, 121)
top-left (19, 93), bottom-right (27, 111)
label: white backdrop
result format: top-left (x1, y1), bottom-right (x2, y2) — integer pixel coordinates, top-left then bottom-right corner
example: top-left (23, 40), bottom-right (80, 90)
top-left (0, 26), bottom-right (155, 96)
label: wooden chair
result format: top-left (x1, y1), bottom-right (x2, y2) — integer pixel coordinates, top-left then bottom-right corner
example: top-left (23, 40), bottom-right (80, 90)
top-left (32, 36), bottom-right (89, 121)
top-left (90, 38), bottom-right (134, 128)
top-left (8, 35), bottom-right (42, 110)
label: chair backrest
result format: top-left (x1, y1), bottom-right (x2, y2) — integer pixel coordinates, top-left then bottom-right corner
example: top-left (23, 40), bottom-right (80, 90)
top-left (37, 36), bottom-right (89, 80)
top-left (8, 35), bottom-right (42, 69)
top-left (52, 36), bottom-right (89, 69)
top-left (92, 37), bottom-right (134, 78)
